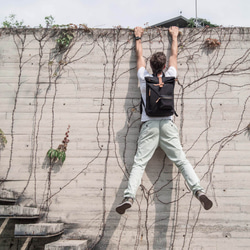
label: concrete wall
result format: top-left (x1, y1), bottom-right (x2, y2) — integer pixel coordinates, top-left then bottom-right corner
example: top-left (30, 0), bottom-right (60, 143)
top-left (0, 27), bottom-right (249, 249)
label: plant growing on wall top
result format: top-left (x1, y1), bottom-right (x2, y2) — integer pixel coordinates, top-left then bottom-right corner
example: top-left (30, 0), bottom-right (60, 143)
top-left (2, 14), bottom-right (25, 28)
top-left (44, 15), bottom-right (55, 28)
top-left (47, 125), bottom-right (70, 163)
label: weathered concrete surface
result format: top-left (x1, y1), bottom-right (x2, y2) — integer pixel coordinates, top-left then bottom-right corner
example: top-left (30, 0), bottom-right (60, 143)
top-left (0, 189), bottom-right (18, 203)
top-left (15, 223), bottom-right (64, 236)
top-left (0, 218), bottom-right (62, 249)
top-left (0, 205), bottom-right (39, 218)
top-left (0, 27), bottom-right (249, 249)
top-left (45, 240), bottom-right (87, 250)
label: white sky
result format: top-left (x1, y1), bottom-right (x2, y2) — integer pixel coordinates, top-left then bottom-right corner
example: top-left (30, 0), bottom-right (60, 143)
top-left (0, 0), bottom-right (250, 28)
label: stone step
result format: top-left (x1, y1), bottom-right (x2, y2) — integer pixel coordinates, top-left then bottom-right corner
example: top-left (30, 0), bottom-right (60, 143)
top-left (15, 223), bottom-right (64, 237)
top-left (0, 205), bottom-right (39, 219)
top-left (0, 189), bottom-right (18, 203)
top-left (45, 240), bottom-right (88, 250)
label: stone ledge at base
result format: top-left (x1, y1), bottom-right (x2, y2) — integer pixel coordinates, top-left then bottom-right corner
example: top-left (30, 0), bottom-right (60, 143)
top-left (45, 240), bottom-right (88, 250)
top-left (0, 205), bottom-right (39, 218)
top-left (15, 223), bottom-right (64, 237)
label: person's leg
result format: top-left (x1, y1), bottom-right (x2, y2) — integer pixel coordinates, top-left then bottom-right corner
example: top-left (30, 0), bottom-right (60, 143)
top-left (116, 121), bottom-right (160, 214)
top-left (159, 120), bottom-right (203, 194)
top-left (125, 120), bottom-right (160, 198)
top-left (159, 120), bottom-right (212, 210)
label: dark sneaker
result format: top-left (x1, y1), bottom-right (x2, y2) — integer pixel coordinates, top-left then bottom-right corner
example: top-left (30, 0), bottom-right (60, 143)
top-left (195, 191), bottom-right (213, 210)
top-left (116, 197), bottom-right (133, 214)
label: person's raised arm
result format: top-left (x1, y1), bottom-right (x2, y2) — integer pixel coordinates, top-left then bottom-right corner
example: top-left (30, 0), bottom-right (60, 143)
top-left (134, 27), bottom-right (146, 71)
top-left (168, 26), bottom-right (179, 70)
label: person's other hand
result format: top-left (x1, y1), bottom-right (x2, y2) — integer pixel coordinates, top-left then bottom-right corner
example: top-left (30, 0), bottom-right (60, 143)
top-left (169, 26), bottom-right (179, 38)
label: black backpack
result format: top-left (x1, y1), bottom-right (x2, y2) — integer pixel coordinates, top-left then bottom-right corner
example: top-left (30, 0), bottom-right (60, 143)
top-left (141, 73), bottom-right (178, 117)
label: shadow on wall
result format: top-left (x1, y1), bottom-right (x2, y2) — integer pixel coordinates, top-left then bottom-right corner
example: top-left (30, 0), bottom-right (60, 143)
top-left (93, 43), bottom-right (139, 250)
top-left (94, 41), bottom-right (174, 250)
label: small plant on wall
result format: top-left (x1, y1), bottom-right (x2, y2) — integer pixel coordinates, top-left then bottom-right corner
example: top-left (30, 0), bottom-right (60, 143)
top-left (47, 125), bottom-right (70, 164)
top-left (204, 38), bottom-right (221, 49)
top-left (56, 29), bottom-right (74, 51)
top-left (55, 24), bottom-right (78, 52)
top-left (0, 129), bottom-right (7, 149)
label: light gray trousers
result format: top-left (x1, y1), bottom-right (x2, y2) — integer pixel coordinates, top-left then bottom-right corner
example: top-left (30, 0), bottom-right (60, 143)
top-left (124, 119), bottom-right (204, 199)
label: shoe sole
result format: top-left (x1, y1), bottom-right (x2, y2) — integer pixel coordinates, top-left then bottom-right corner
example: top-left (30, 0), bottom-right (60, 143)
top-left (199, 195), bottom-right (213, 210)
top-left (116, 203), bottom-right (132, 215)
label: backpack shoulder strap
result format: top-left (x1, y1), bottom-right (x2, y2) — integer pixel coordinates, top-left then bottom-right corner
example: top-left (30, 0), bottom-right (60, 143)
top-left (140, 96), bottom-right (145, 114)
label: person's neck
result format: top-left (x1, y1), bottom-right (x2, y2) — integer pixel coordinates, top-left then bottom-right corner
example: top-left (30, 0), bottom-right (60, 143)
top-left (153, 70), bottom-right (163, 77)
